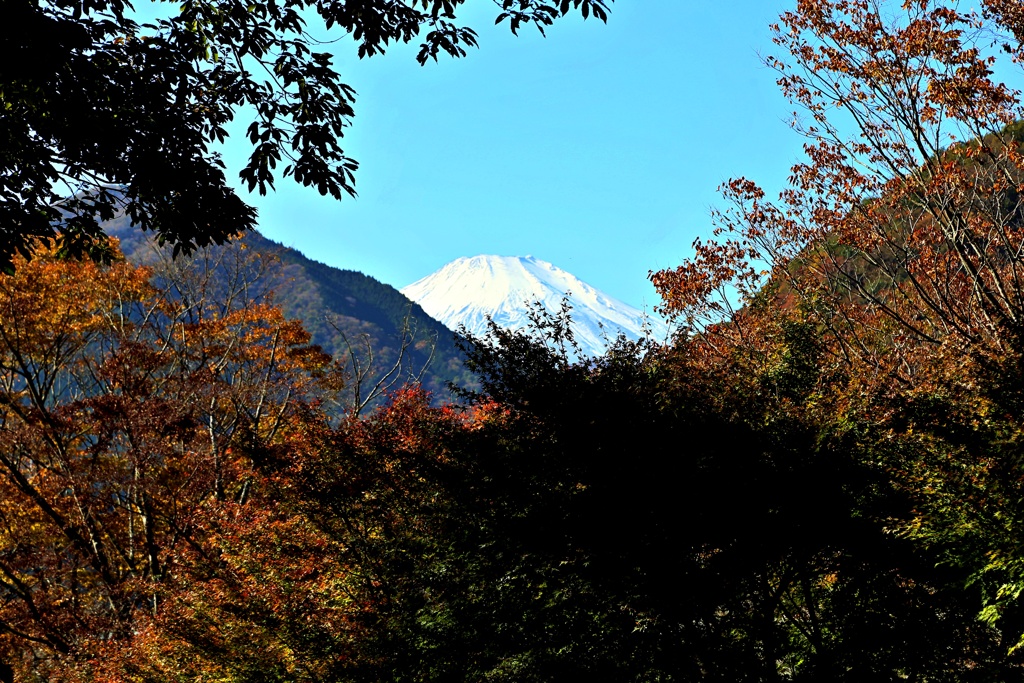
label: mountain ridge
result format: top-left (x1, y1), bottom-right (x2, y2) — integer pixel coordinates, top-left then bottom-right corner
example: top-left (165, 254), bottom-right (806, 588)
top-left (102, 217), bottom-right (474, 405)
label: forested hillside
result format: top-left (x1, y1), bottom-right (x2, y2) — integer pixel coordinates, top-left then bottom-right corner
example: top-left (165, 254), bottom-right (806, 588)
top-left (105, 217), bottom-right (474, 406)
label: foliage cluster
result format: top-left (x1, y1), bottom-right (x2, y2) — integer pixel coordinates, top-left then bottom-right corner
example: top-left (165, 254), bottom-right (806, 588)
top-left (0, 243), bottom-right (345, 679)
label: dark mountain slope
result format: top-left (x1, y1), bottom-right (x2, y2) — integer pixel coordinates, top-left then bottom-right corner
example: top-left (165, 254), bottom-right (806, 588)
top-left (258, 231), bottom-right (475, 400)
top-left (105, 218), bottom-right (472, 406)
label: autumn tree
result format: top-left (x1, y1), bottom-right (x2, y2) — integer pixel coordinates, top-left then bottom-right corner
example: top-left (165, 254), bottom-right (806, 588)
top-left (1, 0), bottom-right (611, 268)
top-left (652, 0), bottom-right (1024, 658)
top-left (0, 240), bottom-right (344, 680)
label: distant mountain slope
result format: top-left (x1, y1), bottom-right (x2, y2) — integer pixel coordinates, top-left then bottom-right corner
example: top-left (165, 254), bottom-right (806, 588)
top-left (106, 219), bottom-right (473, 405)
top-left (402, 255), bottom-right (670, 359)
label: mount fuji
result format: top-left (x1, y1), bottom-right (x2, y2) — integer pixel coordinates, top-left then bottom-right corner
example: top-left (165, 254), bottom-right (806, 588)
top-left (400, 255), bottom-right (670, 359)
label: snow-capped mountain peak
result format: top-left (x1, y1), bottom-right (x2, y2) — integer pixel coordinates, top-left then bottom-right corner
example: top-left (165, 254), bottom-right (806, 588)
top-left (400, 255), bottom-right (669, 358)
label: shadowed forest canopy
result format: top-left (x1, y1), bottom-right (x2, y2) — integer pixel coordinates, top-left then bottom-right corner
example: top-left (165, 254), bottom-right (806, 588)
top-left (0, 0), bottom-right (610, 269)
top-left (1, 238), bottom-right (1021, 681)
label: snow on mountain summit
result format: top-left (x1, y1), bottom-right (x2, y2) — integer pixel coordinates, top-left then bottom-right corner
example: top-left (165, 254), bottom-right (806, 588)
top-left (400, 255), bottom-right (669, 358)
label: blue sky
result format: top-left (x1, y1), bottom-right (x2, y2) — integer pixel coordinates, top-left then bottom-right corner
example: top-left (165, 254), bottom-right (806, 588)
top-left (213, 0), bottom-right (804, 312)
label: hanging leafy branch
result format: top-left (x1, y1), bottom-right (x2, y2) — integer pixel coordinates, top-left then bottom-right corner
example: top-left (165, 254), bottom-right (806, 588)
top-left (0, 0), bottom-right (611, 269)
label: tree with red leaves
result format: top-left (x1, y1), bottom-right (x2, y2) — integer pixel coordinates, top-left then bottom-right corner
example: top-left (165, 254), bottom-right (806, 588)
top-left (0, 240), bottom-right (343, 679)
top-left (653, 0), bottom-right (1024, 659)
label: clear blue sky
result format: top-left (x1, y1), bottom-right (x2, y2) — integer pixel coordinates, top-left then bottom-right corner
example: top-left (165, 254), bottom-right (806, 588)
top-left (214, 0), bottom-right (804, 312)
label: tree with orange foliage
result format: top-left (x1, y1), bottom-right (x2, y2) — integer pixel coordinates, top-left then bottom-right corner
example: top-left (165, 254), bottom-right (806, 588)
top-left (653, 0), bottom-right (1024, 656)
top-left (0, 240), bottom-right (344, 680)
